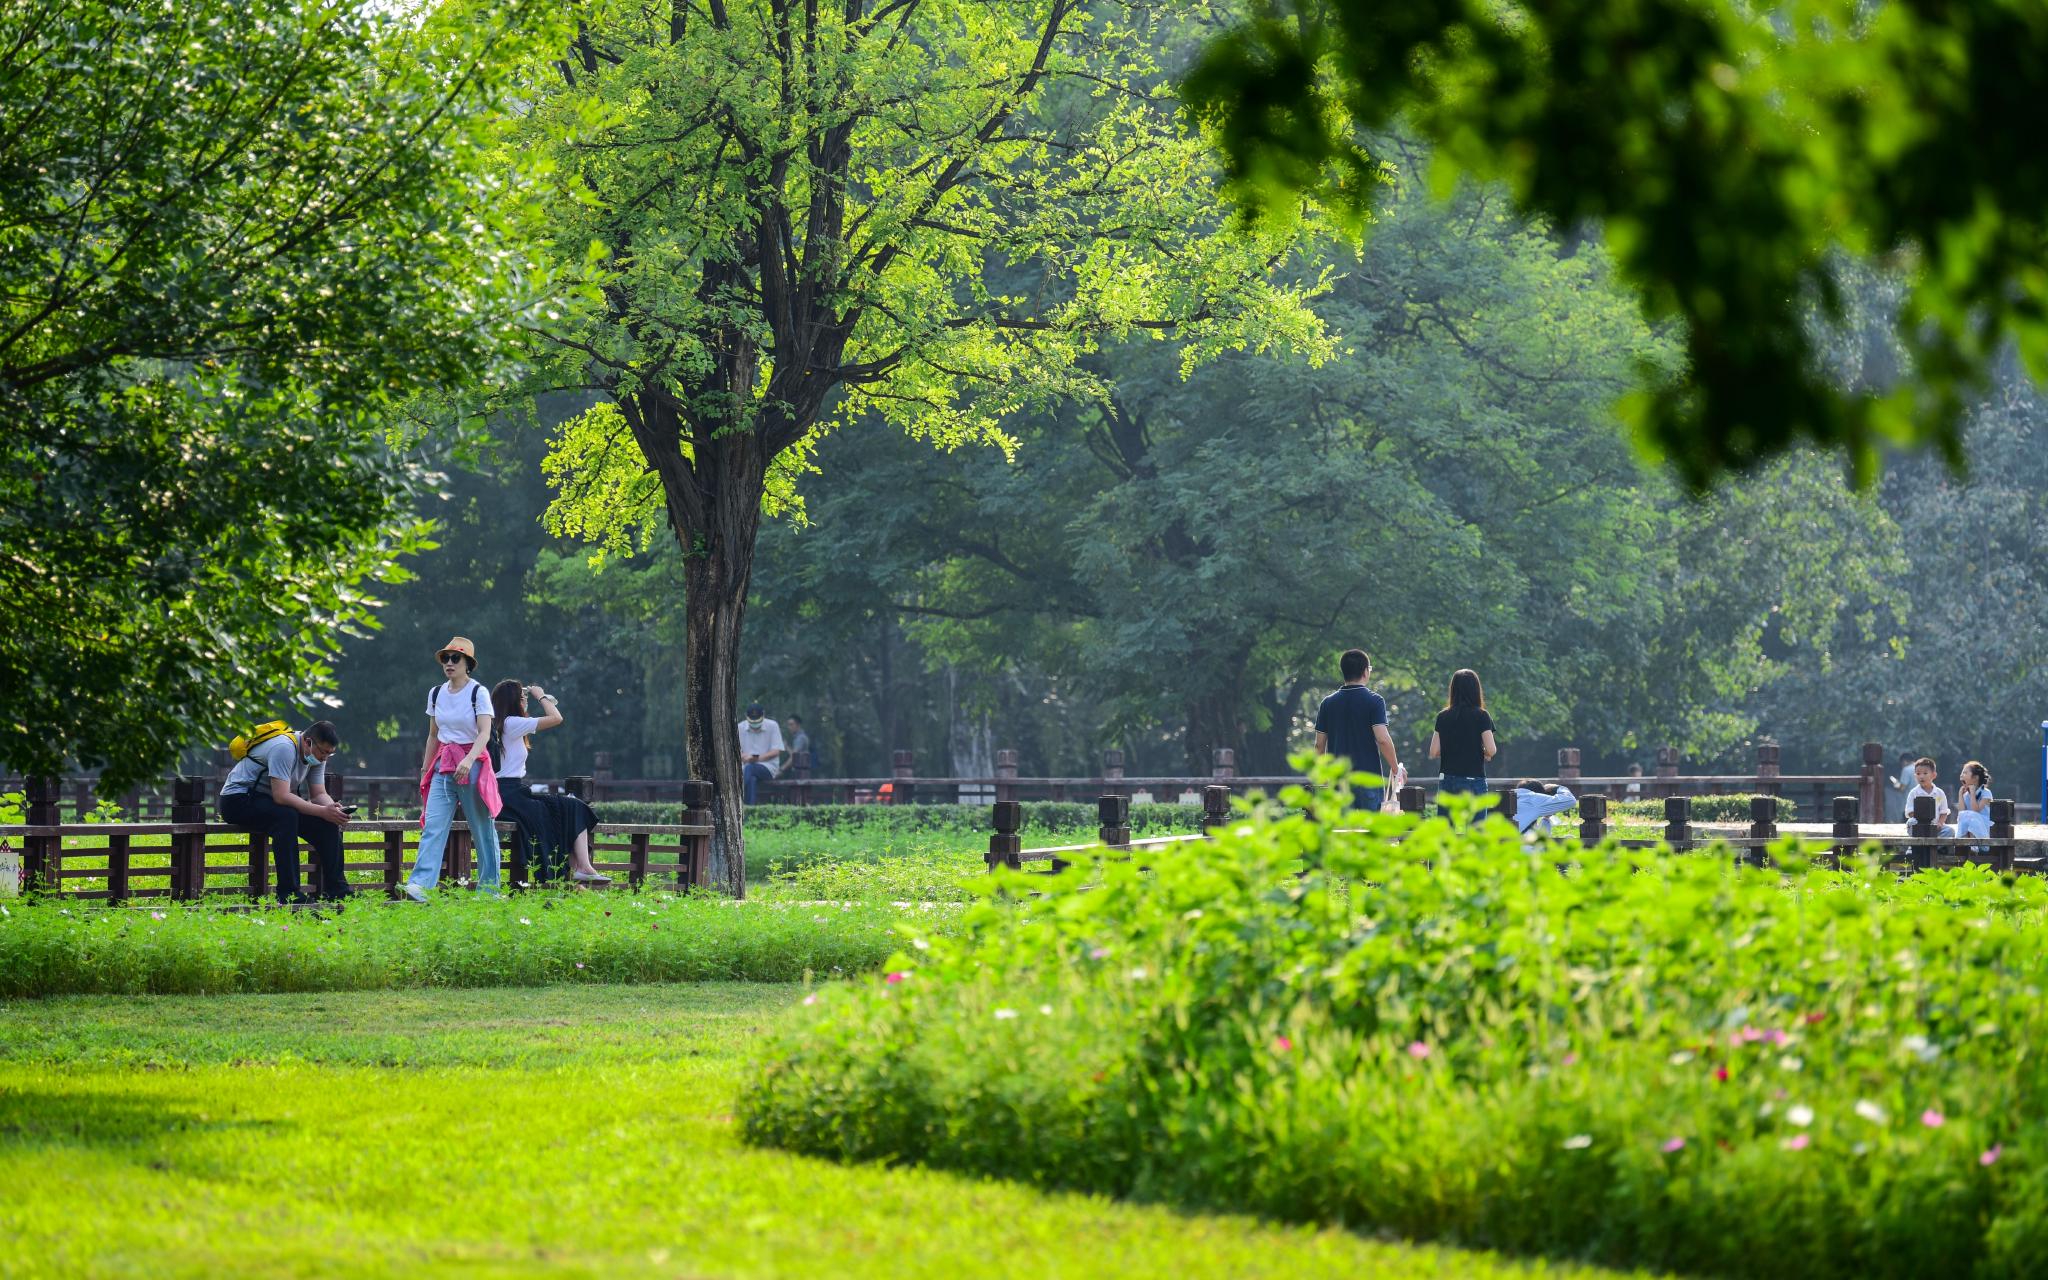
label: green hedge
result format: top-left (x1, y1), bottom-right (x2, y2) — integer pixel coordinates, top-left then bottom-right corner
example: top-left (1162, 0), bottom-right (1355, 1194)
top-left (593, 800), bottom-right (1209, 836)
top-left (1609, 793), bottom-right (1799, 824)
top-left (743, 763), bottom-right (2048, 1279)
top-left (0, 893), bottom-right (946, 997)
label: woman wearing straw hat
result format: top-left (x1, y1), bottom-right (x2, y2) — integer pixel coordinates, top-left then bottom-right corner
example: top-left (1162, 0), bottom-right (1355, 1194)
top-left (404, 636), bottom-right (503, 900)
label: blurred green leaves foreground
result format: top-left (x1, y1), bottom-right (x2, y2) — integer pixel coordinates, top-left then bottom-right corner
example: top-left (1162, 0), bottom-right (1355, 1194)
top-left (0, 0), bottom-right (551, 787)
top-left (1183, 0), bottom-right (2048, 487)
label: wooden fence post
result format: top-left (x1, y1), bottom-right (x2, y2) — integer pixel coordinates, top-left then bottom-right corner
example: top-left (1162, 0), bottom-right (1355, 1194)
top-left (1578, 793), bottom-right (1608, 847)
top-left (1858, 742), bottom-right (1885, 824)
top-left (383, 829), bottom-right (406, 898)
top-left (1397, 784), bottom-right (1426, 815)
top-left (1755, 743), bottom-right (1782, 798)
top-left (1747, 794), bottom-right (1779, 869)
top-left (591, 752), bottom-right (613, 803)
top-left (1908, 794), bottom-right (1937, 871)
top-left (1830, 795), bottom-right (1859, 870)
top-left (1496, 785), bottom-right (1519, 827)
top-left (1655, 746), bottom-right (1680, 799)
top-left (629, 832), bottom-right (649, 889)
top-left (368, 778), bottom-right (386, 819)
top-left (1211, 748), bottom-right (1236, 782)
top-left (994, 750), bottom-right (1019, 805)
top-left (106, 831), bottom-right (130, 903)
top-left (1202, 784), bottom-right (1231, 831)
top-left (170, 776), bottom-right (208, 900)
top-left (1097, 794), bottom-right (1131, 850)
top-left (680, 780), bottom-right (713, 887)
top-left (1556, 748), bottom-right (1581, 788)
top-left (1102, 750), bottom-right (1125, 799)
top-left (24, 777), bottom-right (60, 895)
top-left (987, 800), bottom-right (1022, 871)
top-left (891, 750), bottom-right (915, 806)
top-left (1990, 798), bottom-right (2016, 873)
top-left (1664, 795), bottom-right (1691, 851)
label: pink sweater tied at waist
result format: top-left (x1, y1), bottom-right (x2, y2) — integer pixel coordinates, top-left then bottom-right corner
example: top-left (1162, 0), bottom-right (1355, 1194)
top-left (418, 741), bottom-right (503, 828)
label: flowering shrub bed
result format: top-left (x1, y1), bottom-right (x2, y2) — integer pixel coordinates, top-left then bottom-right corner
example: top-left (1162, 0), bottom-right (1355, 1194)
top-left (741, 759), bottom-right (2048, 1279)
top-left (0, 893), bottom-right (955, 997)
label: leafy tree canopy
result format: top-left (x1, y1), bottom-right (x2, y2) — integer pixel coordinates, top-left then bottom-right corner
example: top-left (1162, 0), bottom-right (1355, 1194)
top-left (1182, 0), bottom-right (2048, 487)
top-left (0, 0), bottom-right (551, 788)
top-left (508, 0), bottom-right (1331, 887)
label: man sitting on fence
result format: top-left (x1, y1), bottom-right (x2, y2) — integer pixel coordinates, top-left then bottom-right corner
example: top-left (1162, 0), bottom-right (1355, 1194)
top-left (737, 702), bottom-right (785, 806)
top-left (217, 721), bottom-right (351, 904)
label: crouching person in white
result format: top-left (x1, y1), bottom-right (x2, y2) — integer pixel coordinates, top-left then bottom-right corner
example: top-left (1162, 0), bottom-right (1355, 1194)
top-left (1513, 781), bottom-right (1578, 836)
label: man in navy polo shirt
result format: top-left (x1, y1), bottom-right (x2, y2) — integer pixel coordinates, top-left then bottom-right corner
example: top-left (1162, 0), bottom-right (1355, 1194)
top-left (1313, 648), bottom-right (1401, 810)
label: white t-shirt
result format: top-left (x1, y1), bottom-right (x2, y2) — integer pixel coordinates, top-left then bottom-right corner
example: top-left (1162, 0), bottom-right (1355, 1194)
top-left (426, 679), bottom-right (489, 745)
top-left (496, 715), bottom-right (542, 779)
top-left (737, 718), bottom-right (785, 776)
top-left (1903, 783), bottom-right (1950, 824)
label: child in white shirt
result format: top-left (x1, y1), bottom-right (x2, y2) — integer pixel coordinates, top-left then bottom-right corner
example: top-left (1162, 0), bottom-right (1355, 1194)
top-left (1902, 757), bottom-right (1950, 828)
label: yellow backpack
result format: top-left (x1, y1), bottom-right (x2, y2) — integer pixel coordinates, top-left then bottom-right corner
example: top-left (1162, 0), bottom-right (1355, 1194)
top-left (229, 721), bottom-right (296, 762)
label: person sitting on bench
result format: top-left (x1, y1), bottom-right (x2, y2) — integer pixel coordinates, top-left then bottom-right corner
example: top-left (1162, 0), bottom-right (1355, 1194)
top-left (218, 721), bottom-right (350, 904)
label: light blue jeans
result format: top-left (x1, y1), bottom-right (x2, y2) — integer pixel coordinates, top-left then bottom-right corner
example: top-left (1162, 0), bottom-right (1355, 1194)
top-left (409, 771), bottom-right (501, 893)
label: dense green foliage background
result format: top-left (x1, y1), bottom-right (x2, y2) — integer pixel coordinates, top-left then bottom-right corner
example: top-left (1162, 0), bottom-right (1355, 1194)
top-left (322, 149), bottom-right (2045, 795)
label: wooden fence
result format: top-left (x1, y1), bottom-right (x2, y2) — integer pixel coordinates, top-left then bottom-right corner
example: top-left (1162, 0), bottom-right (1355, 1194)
top-left (1, 778), bottom-right (713, 903)
top-left (4, 741), bottom-right (1925, 823)
top-left (986, 789), bottom-right (2039, 877)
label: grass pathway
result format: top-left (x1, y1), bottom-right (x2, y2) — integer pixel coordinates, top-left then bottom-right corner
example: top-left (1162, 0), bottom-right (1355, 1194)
top-left (0, 983), bottom-right (1655, 1279)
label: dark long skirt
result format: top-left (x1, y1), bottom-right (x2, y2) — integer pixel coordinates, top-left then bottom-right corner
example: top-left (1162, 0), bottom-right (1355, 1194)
top-left (499, 785), bottom-right (599, 883)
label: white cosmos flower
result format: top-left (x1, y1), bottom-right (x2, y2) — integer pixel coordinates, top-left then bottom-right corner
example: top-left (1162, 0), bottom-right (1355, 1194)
top-left (1855, 1100), bottom-right (1888, 1124)
top-left (1787, 1105), bottom-right (1814, 1128)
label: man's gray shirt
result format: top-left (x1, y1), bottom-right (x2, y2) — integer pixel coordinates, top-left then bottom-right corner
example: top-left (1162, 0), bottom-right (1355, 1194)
top-left (220, 734), bottom-right (324, 799)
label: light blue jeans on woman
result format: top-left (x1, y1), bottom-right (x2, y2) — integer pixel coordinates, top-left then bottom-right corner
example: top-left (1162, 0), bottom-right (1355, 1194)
top-left (408, 771), bottom-right (502, 894)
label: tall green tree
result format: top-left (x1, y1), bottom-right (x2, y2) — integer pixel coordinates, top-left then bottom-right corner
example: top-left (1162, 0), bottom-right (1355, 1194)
top-left (0, 0), bottom-right (547, 788)
top-left (512, 0), bottom-right (1325, 890)
top-left (1184, 0), bottom-right (2048, 486)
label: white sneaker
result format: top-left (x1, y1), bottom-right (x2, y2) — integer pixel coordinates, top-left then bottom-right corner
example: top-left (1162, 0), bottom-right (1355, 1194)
top-left (403, 884), bottom-right (429, 903)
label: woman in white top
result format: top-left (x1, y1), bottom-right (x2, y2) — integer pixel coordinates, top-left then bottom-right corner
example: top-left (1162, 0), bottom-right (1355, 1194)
top-left (489, 679), bottom-right (609, 884)
top-left (405, 636), bottom-right (503, 900)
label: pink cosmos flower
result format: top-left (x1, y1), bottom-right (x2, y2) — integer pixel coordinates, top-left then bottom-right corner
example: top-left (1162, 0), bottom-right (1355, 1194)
top-left (1981, 1145), bottom-right (2002, 1166)
top-left (1921, 1109), bottom-right (1945, 1128)
top-left (1561, 1051), bottom-right (1578, 1067)
top-left (1738, 1026), bottom-right (1765, 1044)
top-left (1782, 1134), bottom-right (1810, 1151)
top-left (1804, 1011), bottom-right (1827, 1025)
top-left (1088, 947), bottom-right (1111, 960)
top-left (802, 994), bottom-right (817, 1007)
top-left (1273, 1036), bottom-right (1293, 1053)
top-left (1764, 1029), bottom-right (1789, 1046)
top-left (574, 962), bottom-right (586, 970)
top-left (1406, 1041), bottom-right (1432, 1060)
top-left (150, 911), bottom-right (166, 921)
top-left (1714, 1065), bottom-right (1729, 1083)
top-left (885, 971), bottom-right (907, 984)
top-left (1661, 1136), bottom-right (1686, 1154)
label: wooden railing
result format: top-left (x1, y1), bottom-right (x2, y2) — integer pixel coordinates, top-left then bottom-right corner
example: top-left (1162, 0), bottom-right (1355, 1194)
top-left (8, 741), bottom-right (2034, 826)
top-left (2, 779), bottom-right (712, 903)
top-left (987, 790), bottom-right (2040, 877)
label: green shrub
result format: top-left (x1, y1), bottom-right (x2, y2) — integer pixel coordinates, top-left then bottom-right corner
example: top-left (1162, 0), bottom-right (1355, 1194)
top-left (742, 758), bottom-right (2048, 1279)
top-left (1608, 793), bottom-right (1799, 824)
top-left (0, 893), bottom-right (956, 997)
top-left (593, 800), bottom-right (1208, 837)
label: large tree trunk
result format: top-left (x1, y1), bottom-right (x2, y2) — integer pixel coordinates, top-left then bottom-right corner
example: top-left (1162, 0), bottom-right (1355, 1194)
top-left (681, 533), bottom-right (754, 896)
top-left (642, 397), bottom-right (769, 898)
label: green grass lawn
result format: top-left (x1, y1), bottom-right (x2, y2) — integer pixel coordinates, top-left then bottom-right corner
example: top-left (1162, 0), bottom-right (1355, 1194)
top-left (0, 983), bottom-right (1655, 1279)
